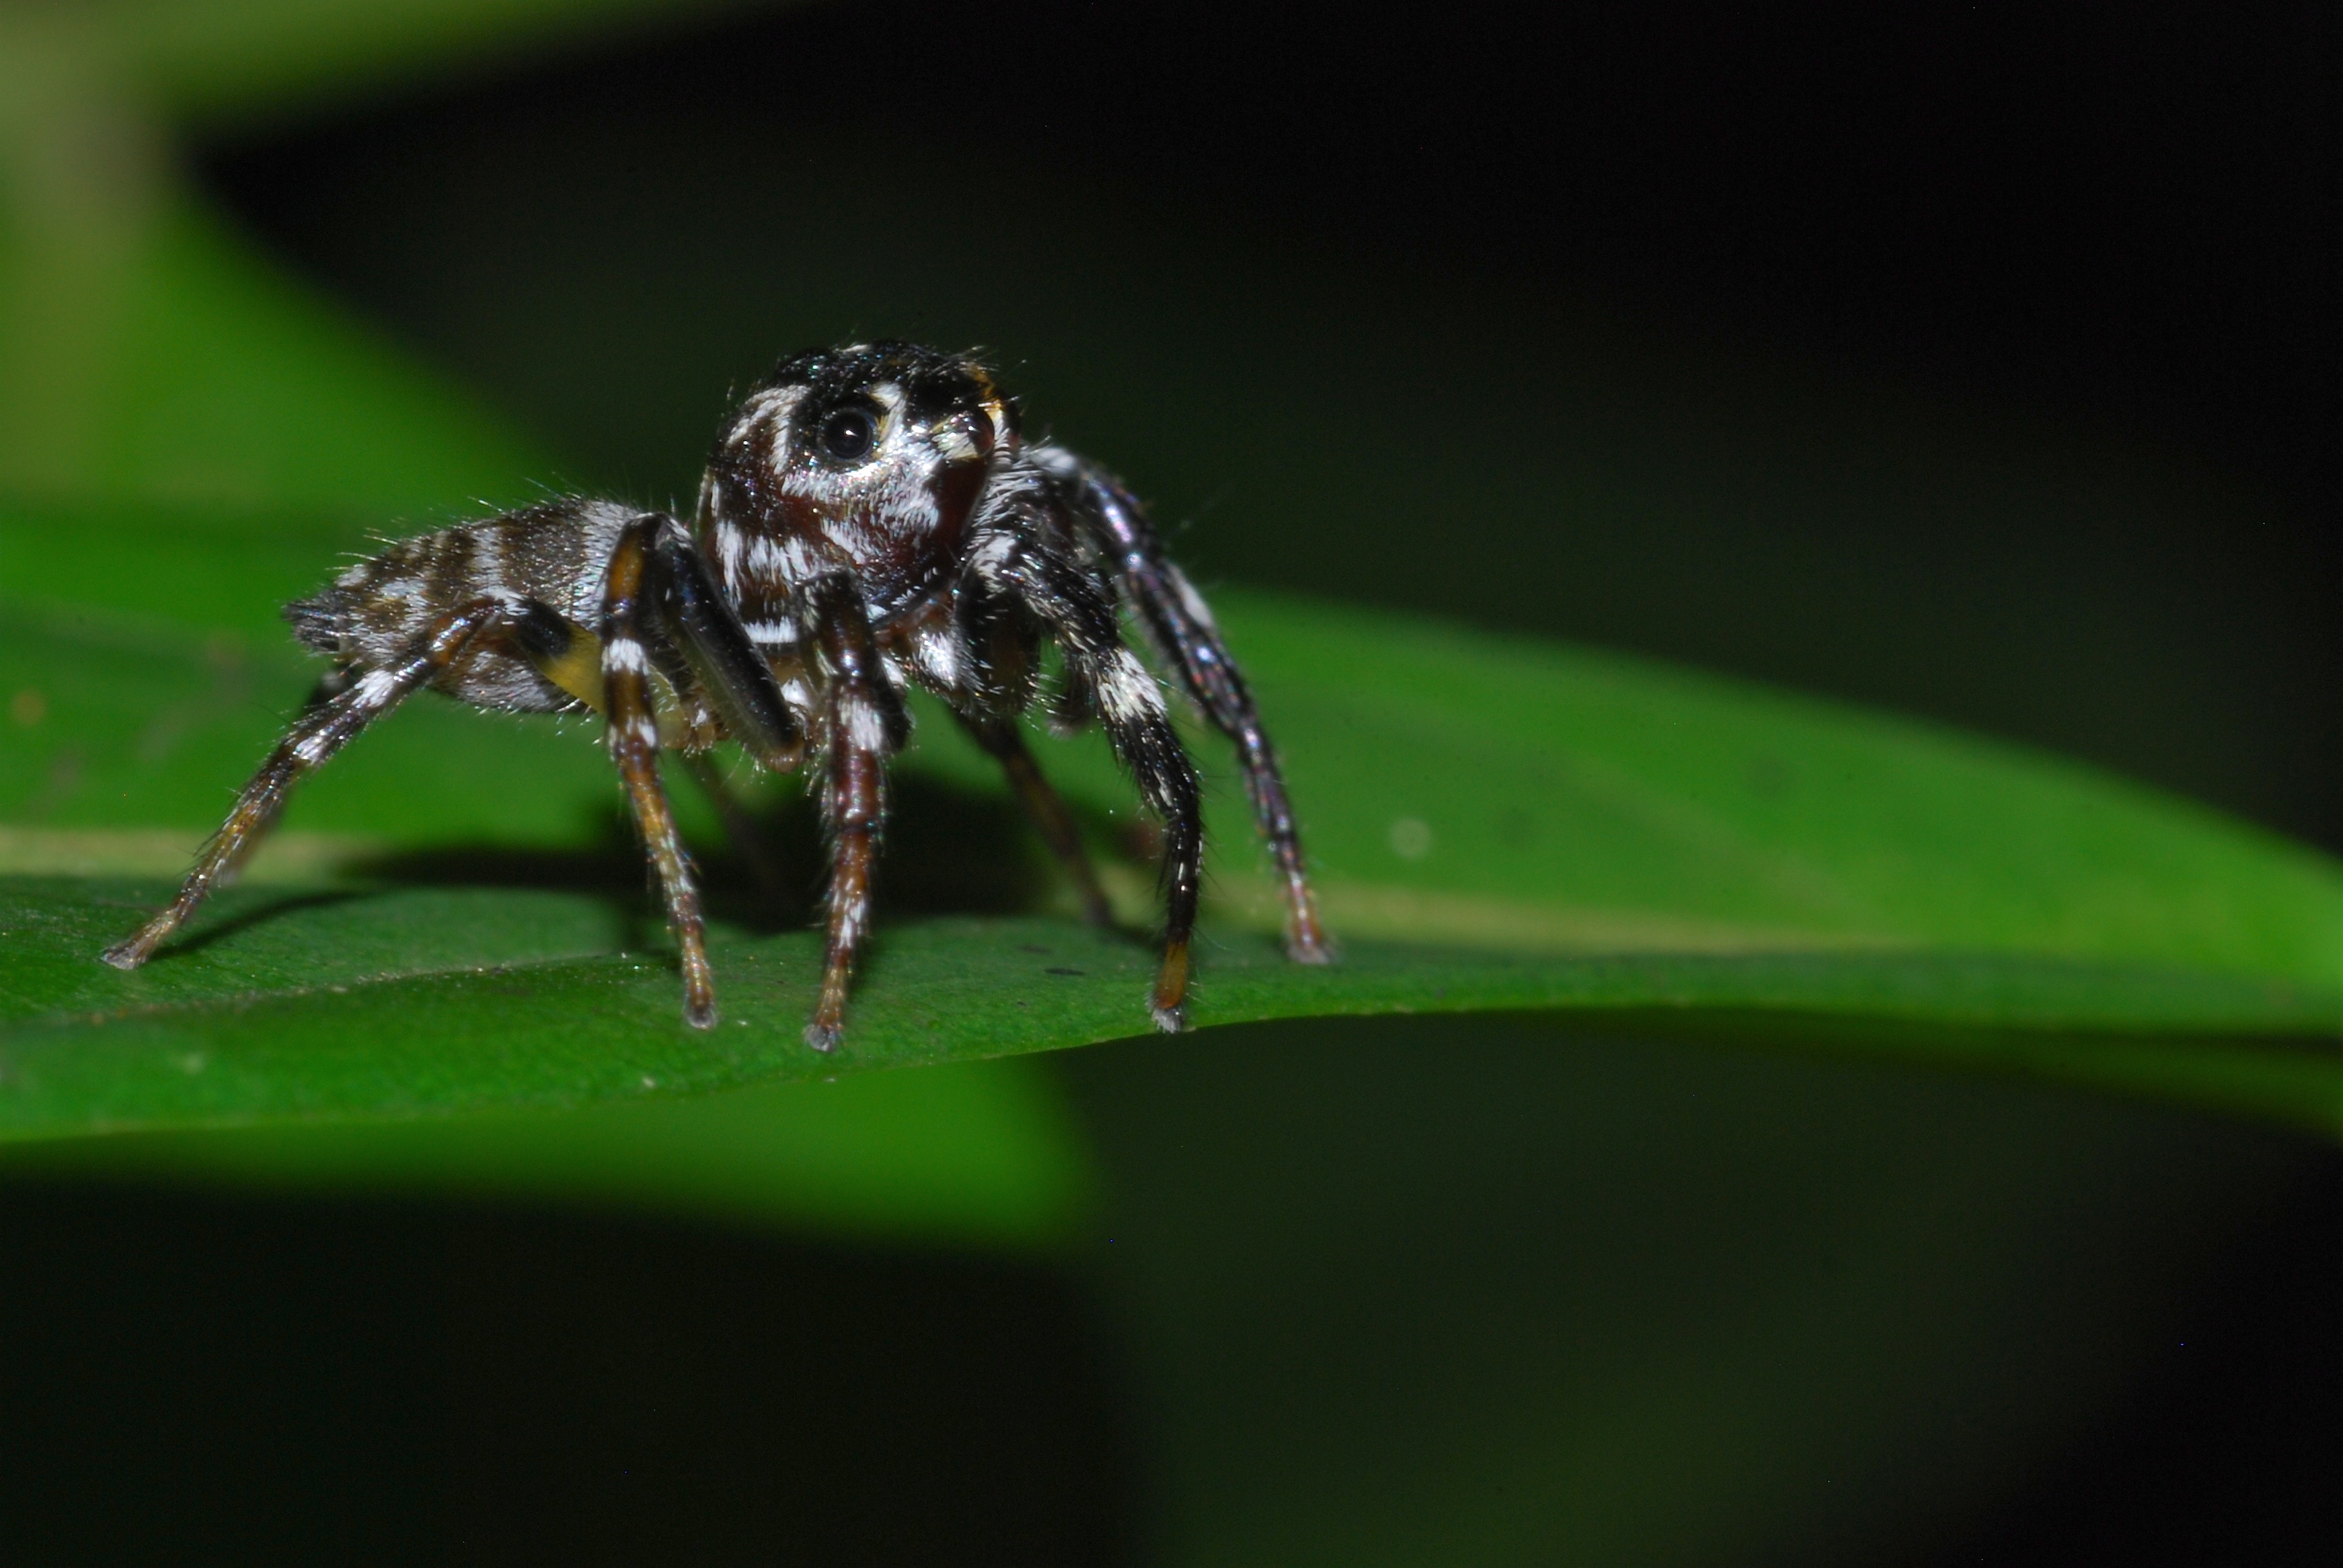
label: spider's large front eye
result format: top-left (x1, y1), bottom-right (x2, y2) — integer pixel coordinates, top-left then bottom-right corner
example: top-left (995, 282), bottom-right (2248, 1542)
top-left (818, 407), bottom-right (877, 462)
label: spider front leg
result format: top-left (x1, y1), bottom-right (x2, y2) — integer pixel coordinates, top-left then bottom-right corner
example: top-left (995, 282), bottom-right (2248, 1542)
top-left (102, 598), bottom-right (510, 970)
top-left (980, 537), bottom-right (1203, 1031)
top-left (1053, 456), bottom-right (1330, 964)
top-left (600, 514), bottom-right (811, 1029)
top-left (801, 570), bottom-right (911, 1050)
top-left (601, 518), bottom-right (719, 1027)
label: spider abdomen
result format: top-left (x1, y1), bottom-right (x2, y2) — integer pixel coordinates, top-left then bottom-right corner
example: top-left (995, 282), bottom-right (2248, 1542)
top-left (287, 498), bottom-right (640, 714)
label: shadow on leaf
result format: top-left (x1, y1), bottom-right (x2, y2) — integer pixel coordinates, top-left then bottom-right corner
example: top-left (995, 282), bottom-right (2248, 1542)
top-left (343, 770), bottom-right (1071, 935)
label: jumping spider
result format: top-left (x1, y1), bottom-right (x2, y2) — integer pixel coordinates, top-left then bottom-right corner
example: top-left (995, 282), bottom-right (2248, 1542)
top-left (104, 342), bottom-right (1331, 1048)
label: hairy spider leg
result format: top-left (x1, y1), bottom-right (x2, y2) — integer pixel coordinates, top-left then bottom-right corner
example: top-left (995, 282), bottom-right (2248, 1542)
top-left (102, 598), bottom-right (510, 971)
top-left (601, 517), bottom-right (729, 1029)
top-left (978, 532), bottom-right (1203, 1031)
top-left (1062, 459), bottom-right (1332, 965)
top-left (801, 571), bottom-right (911, 1050)
top-left (955, 711), bottom-right (1117, 929)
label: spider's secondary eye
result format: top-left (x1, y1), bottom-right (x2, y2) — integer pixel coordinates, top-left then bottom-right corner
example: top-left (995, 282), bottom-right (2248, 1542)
top-left (818, 407), bottom-right (876, 461)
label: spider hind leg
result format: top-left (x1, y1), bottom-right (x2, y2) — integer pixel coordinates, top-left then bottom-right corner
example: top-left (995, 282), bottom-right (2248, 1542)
top-left (101, 598), bottom-right (510, 970)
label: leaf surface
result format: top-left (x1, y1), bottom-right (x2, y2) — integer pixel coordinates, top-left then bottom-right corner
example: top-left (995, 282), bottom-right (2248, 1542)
top-left (9, 564), bottom-right (2343, 1142)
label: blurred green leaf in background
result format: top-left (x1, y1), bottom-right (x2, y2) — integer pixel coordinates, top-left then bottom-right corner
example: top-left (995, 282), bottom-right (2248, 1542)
top-left (5, 1), bottom-right (2340, 1562)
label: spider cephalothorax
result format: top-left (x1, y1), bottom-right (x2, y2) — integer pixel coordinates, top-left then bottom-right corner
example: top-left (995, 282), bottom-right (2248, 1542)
top-left (104, 342), bottom-right (1331, 1048)
top-left (704, 345), bottom-right (1012, 600)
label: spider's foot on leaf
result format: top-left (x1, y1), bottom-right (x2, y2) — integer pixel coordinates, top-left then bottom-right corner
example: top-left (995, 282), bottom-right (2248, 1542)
top-left (1286, 931), bottom-right (1338, 966)
top-left (1151, 940), bottom-right (1191, 1033)
top-left (679, 953), bottom-right (720, 1030)
top-left (100, 922), bottom-right (168, 971)
top-left (1283, 885), bottom-right (1336, 965)
top-left (803, 1021), bottom-right (843, 1052)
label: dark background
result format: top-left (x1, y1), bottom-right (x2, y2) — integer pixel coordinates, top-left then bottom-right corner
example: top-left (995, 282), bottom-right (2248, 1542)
top-left (8, 2), bottom-right (2342, 1561)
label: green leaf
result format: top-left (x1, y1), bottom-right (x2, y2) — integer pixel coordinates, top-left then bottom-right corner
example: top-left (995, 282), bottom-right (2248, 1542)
top-left (9, 558), bottom-right (2343, 1142)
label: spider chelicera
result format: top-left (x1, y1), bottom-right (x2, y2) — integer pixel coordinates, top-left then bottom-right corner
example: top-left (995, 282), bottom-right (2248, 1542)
top-left (103, 342), bottom-right (1332, 1048)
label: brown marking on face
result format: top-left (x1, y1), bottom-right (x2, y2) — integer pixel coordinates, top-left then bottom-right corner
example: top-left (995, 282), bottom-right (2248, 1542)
top-left (772, 488), bottom-right (825, 541)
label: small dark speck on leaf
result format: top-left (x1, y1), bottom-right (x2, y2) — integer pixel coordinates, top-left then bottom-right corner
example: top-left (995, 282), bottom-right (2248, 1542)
top-left (1017, 943), bottom-right (1050, 954)
top-left (1045, 966), bottom-right (1085, 976)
